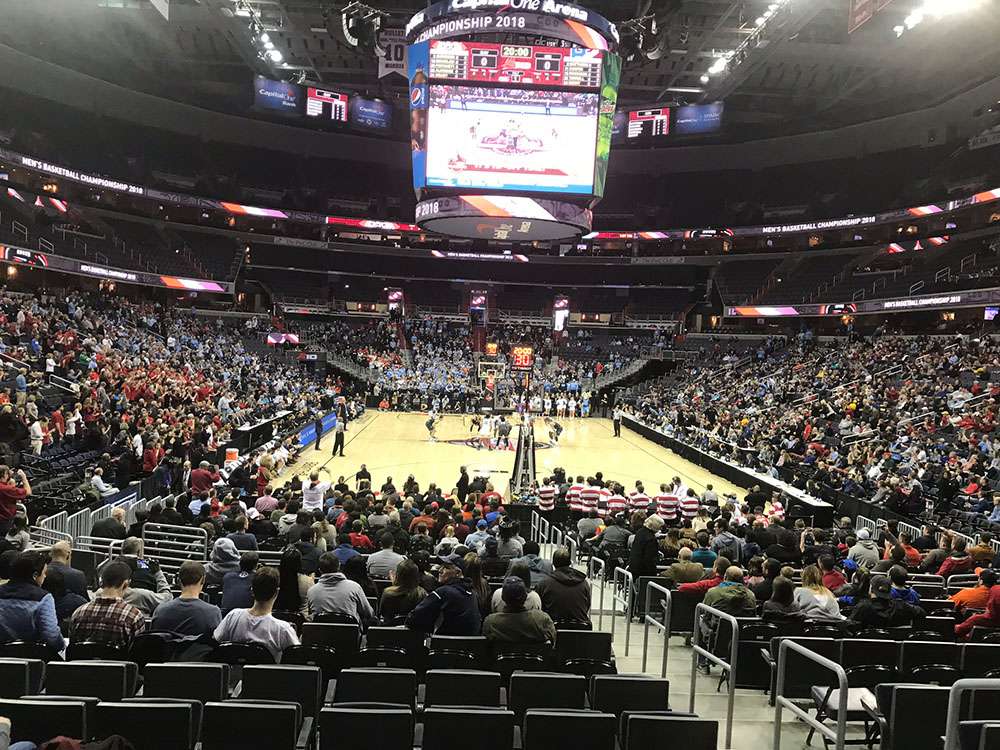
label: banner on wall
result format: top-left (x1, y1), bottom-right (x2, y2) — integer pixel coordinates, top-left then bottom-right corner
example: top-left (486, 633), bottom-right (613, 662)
top-left (378, 28), bottom-right (408, 78)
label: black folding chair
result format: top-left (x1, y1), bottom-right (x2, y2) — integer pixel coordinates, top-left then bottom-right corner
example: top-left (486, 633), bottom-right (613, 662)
top-left (95, 701), bottom-right (194, 750)
top-left (508, 672), bottom-right (586, 722)
top-left (424, 707), bottom-right (514, 750)
top-left (45, 660), bottom-right (138, 701)
top-left (319, 703), bottom-right (414, 750)
top-left (424, 669), bottom-right (502, 708)
top-left (202, 700), bottom-right (302, 750)
top-left (522, 709), bottom-right (616, 750)
top-left (333, 667), bottom-right (417, 709)
top-left (0, 697), bottom-right (88, 744)
top-left (143, 662), bottom-right (230, 703)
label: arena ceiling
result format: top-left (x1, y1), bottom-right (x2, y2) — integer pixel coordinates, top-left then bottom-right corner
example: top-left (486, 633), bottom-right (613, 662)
top-left (0, 0), bottom-right (998, 131)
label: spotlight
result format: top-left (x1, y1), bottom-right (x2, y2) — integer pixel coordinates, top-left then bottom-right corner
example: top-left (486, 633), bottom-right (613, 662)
top-left (268, 49), bottom-right (283, 62)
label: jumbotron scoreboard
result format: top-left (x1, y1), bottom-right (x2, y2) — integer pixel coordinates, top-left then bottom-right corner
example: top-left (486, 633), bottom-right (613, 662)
top-left (510, 345), bottom-right (536, 372)
top-left (429, 41), bottom-right (602, 89)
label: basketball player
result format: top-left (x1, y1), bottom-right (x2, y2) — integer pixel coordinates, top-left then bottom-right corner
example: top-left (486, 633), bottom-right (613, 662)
top-left (425, 412), bottom-right (440, 442)
top-left (477, 413), bottom-right (493, 451)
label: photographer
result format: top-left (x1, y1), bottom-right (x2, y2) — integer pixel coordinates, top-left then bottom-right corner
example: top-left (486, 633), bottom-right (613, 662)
top-left (0, 465), bottom-right (31, 538)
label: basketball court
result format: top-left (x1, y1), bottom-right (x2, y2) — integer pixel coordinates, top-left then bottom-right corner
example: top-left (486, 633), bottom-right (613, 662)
top-left (273, 411), bottom-right (743, 499)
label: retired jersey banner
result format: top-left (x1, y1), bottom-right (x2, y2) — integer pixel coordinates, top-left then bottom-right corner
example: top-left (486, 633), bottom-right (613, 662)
top-left (379, 28), bottom-right (408, 78)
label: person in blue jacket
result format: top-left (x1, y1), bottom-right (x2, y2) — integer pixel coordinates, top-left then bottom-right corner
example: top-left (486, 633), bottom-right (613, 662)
top-left (0, 550), bottom-right (65, 653)
top-left (405, 560), bottom-right (482, 636)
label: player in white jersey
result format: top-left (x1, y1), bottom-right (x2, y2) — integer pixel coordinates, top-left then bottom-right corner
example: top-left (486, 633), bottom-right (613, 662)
top-left (477, 414), bottom-right (494, 450)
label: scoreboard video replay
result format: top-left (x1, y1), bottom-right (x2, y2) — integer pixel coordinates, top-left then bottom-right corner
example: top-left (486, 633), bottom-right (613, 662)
top-left (428, 41), bottom-right (602, 88)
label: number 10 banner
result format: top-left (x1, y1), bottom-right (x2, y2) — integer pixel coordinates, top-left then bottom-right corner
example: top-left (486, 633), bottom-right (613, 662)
top-left (379, 28), bottom-right (408, 78)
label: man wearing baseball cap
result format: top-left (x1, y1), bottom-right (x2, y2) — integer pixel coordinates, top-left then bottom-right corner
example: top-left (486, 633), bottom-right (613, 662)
top-left (847, 529), bottom-right (880, 570)
top-left (405, 560), bottom-right (481, 636)
top-left (464, 519), bottom-right (491, 551)
top-left (482, 576), bottom-right (556, 645)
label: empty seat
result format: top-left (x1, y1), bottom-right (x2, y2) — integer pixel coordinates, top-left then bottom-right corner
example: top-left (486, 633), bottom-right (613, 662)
top-left (333, 667), bottom-right (417, 709)
top-left (428, 635), bottom-right (490, 670)
top-left (509, 672), bottom-right (586, 720)
top-left (0, 659), bottom-right (33, 698)
top-left (0, 642), bottom-right (62, 663)
top-left (553, 630), bottom-right (614, 676)
top-left (202, 700), bottom-right (300, 750)
top-left (143, 662), bottom-right (229, 703)
top-left (361, 626), bottom-right (428, 672)
top-left (0, 698), bottom-right (88, 744)
top-left (962, 644), bottom-right (1000, 678)
top-left (45, 660), bottom-right (138, 701)
top-left (424, 669), bottom-right (502, 708)
top-left (239, 665), bottom-right (322, 720)
top-left (624, 713), bottom-right (718, 750)
top-left (208, 641), bottom-right (275, 668)
top-left (123, 697), bottom-right (203, 747)
top-left (523, 709), bottom-right (616, 750)
top-left (302, 622), bottom-right (360, 669)
top-left (423, 707), bottom-right (514, 750)
top-left (95, 701), bottom-right (194, 750)
top-left (879, 684), bottom-right (951, 750)
top-left (281, 644), bottom-right (339, 688)
top-left (590, 674), bottom-right (670, 728)
top-left (320, 703), bottom-right (414, 750)
top-left (66, 641), bottom-right (128, 662)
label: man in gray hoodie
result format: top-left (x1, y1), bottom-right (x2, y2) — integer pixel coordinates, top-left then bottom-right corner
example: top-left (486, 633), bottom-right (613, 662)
top-left (847, 529), bottom-right (880, 570)
top-left (307, 552), bottom-right (375, 627)
top-left (506, 541), bottom-right (554, 586)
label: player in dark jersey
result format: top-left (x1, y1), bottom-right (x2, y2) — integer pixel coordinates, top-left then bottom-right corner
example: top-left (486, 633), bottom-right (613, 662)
top-left (425, 412), bottom-right (439, 442)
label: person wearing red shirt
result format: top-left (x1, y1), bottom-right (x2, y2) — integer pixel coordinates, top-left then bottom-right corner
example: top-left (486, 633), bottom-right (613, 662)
top-left (190, 461), bottom-right (218, 494)
top-left (0, 465), bottom-right (31, 536)
top-left (143, 441), bottom-right (165, 474)
top-left (678, 558), bottom-right (729, 595)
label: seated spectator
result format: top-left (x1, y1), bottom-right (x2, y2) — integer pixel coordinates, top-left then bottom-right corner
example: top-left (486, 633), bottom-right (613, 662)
top-left (534, 546), bottom-right (591, 626)
top-left (406, 560), bottom-right (482, 635)
top-left (690, 532), bottom-right (717, 567)
top-left (3, 513), bottom-right (29, 551)
top-left (307, 552), bottom-right (375, 626)
top-left (850, 576), bottom-right (926, 629)
top-left (46, 541), bottom-right (87, 599)
top-left (205, 537), bottom-right (242, 586)
top-left (659, 546), bottom-right (705, 586)
top-left (333, 534), bottom-right (360, 565)
top-left (90, 506), bottom-right (127, 540)
top-left (921, 534), bottom-right (952, 573)
top-left (761, 576), bottom-right (804, 626)
top-left (506, 540), bottom-right (554, 586)
top-left (0, 550), bottom-right (64, 652)
top-left (847, 529), bottom-right (879, 570)
top-left (115, 537), bottom-right (172, 616)
top-left (678, 557), bottom-right (730, 595)
top-left (42, 565), bottom-right (88, 625)
top-left (275, 547), bottom-right (312, 619)
top-left (221, 551), bottom-right (259, 614)
top-left (70, 561), bottom-right (146, 646)
top-left (819, 555), bottom-right (847, 592)
top-left (483, 576), bottom-right (557, 645)
top-left (213, 566), bottom-right (300, 660)
top-left (968, 533), bottom-right (995, 566)
top-left (873, 545), bottom-right (907, 574)
top-left (950, 568), bottom-right (997, 613)
top-left (367, 532), bottom-right (406, 579)
top-left (91, 467), bottom-right (117, 497)
top-left (226, 515), bottom-right (258, 551)
top-left (348, 520), bottom-right (373, 553)
top-left (344, 555), bottom-right (378, 598)
top-left (752, 558), bottom-right (782, 602)
top-left (793, 565), bottom-right (844, 621)
top-left (379, 558), bottom-right (428, 623)
top-left (937, 537), bottom-right (975, 578)
top-left (248, 508), bottom-right (278, 541)
top-left (151, 561), bottom-right (222, 637)
top-left (491, 561), bottom-right (542, 613)
top-left (888, 565), bottom-right (920, 604)
top-left (703, 565), bottom-right (757, 616)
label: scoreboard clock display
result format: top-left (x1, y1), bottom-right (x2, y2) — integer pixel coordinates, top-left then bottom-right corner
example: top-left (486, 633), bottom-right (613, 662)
top-left (305, 88), bottom-right (349, 122)
top-left (627, 107), bottom-right (670, 138)
top-left (510, 346), bottom-right (535, 371)
top-left (428, 40), bottom-right (602, 89)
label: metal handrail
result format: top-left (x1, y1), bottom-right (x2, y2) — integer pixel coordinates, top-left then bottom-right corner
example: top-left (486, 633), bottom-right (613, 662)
top-left (773, 639), bottom-right (848, 750)
top-left (943, 678), bottom-right (1000, 750)
top-left (588, 556), bottom-right (607, 630)
top-left (690, 602), bottom-right (740, 749)
top-left (28, 526), bottom-right (73, 548)
top-left (641, 581), bottom-right (672, 678)
top-left (611, 567), bottom-right (634, 656)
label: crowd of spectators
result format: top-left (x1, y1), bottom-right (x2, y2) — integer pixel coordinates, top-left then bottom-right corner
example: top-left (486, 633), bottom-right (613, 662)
top-left (623, 334), bottom-right (1000, 529)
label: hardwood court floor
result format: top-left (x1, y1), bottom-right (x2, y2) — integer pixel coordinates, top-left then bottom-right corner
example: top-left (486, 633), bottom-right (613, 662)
top-left (274, 412), bottom-right (743, 499)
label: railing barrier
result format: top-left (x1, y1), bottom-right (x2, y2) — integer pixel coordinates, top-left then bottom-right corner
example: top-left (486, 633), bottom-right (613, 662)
top-left (611, 567), bottom-right (634, 656)
top-left (772, 640), bottom-right (850, 750)
top-left (690, 603), bottom-right (740, 749)
top-left (641, 581), bottom-right (672, 678)
top-left (943, 678), bottom-right (1000, 750)
top-left (588, 557), bottom-right (607, 631)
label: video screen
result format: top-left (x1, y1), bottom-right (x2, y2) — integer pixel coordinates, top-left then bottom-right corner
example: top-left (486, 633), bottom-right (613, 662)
top-left (350, 97), bottom-right (393, 130)
top-left (425, 84), bottom-right (599, 194)
top-left (985, 307), bottom-right (998, 321)
top-left (253, 75), bottom-right (302, 116)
